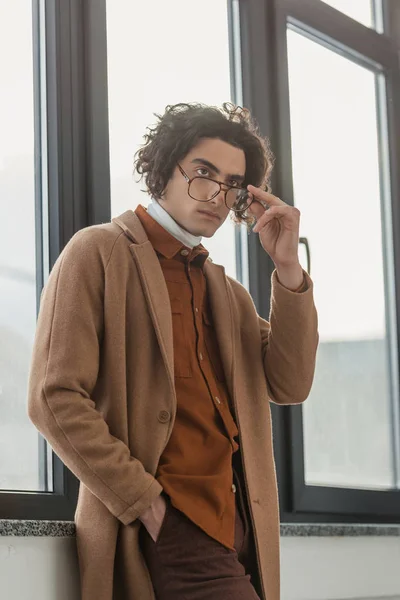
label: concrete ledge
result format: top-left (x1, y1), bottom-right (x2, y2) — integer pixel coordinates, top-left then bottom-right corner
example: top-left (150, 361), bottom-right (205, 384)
top-left (0, 520), bottom-right (75, 537)
top-left (280, 522), bottom-right (400, 537)
top-left (1, 519), bottom-right (400, 537)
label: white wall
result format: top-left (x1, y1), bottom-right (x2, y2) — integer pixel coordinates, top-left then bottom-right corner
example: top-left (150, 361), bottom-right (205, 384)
top-left (281, 536), bottom-right (400, 600)
top-left (0, 536), bottom-right (80, 600)
top-left (1, 534), bottom-right (400, 600)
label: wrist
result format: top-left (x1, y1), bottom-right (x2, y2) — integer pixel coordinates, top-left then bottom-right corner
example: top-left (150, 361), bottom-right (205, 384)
top-left (138, 493), bottom-right (164, 523)
top-left (275, 262), bottom-right (304, 291)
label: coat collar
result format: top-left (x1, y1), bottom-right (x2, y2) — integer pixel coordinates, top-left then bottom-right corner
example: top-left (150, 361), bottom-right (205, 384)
top-left (112, 209), bottom-right (236, 400)
top-left (112, 209), bottom-right (150, 245)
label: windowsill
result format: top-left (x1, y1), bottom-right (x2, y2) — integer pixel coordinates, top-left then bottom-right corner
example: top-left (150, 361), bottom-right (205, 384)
top-left (1, 519), bottom-right (400, 537)
top-left (280, 523), bottom-right (400, 537)
top-left (0, 520), bottom-right (75, 537)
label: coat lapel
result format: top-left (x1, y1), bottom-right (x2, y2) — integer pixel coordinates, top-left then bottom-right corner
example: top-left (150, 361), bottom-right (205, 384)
top-left (112, 210), bottom-right (235, 397)
top-left (130, 241), bottom-right (175, 379)
top-left (112, 210), bottom-right (175, 382)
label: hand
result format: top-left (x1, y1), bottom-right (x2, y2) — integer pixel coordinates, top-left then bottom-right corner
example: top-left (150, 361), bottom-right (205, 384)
top-left (246, 185), bottom-right (301, 269)
top-left (138, 494), bottom-right (168, 543)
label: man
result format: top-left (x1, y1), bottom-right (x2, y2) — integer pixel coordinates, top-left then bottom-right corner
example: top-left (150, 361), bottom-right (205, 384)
top-left (27, 102), bottom-right (319, 600)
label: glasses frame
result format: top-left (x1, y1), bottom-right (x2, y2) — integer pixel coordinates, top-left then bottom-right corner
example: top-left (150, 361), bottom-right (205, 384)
top-left (177, 163), bottom-right (254, 214)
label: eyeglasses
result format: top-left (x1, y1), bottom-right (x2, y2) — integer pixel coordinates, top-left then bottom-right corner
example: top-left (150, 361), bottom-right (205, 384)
top-left (177, 164), bottom-right (254, 214)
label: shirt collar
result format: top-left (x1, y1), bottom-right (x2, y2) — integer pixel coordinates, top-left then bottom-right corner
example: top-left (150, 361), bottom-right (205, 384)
top-left (134, 204), bottom-right (210, 268)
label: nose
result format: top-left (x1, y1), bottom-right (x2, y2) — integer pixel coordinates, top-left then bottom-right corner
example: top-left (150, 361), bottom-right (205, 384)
top-left (209, 187), bottom-right (226, 208)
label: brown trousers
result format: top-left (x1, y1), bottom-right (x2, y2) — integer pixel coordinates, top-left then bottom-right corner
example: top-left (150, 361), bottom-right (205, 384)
top-left (139, 469), bottom-right (261, 600)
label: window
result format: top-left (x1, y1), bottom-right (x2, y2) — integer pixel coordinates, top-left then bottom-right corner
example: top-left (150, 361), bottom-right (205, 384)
top-left (287, 29), bottom-right (399, 491)
top-left (3, 0), bottom-right (400, 526)
top-left (235, 0), bottom-right (400, 521)
top-left (106, 0), bottom-right (239, 278)
top-left (2, 0), bottom-right (247, 522)
top-left (0, 0), bottom-right (44, 492)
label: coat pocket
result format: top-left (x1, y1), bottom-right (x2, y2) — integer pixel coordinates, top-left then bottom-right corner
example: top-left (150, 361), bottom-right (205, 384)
top-left (170, 297), bottom-right (192, 378)
top-left (154, 496), bottom-right (171, 546)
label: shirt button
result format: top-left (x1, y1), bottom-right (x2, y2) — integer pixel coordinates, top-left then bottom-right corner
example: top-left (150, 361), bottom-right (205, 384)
top-left (215, 397), bottom-right (221, 404)
top-left (180, 249), bottom-right (189, 256)
top-left (232, 484), bottom-right (237, 493)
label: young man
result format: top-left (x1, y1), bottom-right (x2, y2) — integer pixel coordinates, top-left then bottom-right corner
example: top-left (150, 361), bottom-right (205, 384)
top-left (28, 102), bottom-right (319, 600)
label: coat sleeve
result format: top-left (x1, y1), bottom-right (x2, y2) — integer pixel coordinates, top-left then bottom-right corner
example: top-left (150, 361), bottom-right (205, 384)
top-left (259, 268), bottom-right (319, 405)
top-left (27, 228), bottom-right (163, 525)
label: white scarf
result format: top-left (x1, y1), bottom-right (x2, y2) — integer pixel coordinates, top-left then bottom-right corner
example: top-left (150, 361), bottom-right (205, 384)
top-left (146, 198), bottom-right (202, 249)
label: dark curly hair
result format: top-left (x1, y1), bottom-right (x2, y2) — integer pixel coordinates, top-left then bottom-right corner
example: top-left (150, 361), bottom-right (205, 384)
top-left (133, 102), bottom-right (275, 229)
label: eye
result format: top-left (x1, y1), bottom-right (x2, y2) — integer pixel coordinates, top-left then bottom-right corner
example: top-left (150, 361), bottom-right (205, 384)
top-left (196, 167), bottom-right (210, 177)
top-left (230, 180), bottom-right (240, 188)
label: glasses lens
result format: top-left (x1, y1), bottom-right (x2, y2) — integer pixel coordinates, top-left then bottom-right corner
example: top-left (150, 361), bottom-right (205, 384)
top-left (189, 177), bottom-right (220, 201)
top-left (226, 188), bottom-right (253, 212)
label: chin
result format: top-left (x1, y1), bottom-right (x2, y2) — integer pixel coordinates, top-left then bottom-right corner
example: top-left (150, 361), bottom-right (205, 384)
top-left (194, 225), bottom-right (219, 237)
top-left (177, 211), bottom-right (222, 237)
top-left (200, 229), bottom-right (217, 238)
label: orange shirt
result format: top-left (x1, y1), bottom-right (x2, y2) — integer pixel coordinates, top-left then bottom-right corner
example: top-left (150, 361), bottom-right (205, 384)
top-left (135, 204), bottom-right (240, 549)
top-left (135, 204), bottom-right (307, 549)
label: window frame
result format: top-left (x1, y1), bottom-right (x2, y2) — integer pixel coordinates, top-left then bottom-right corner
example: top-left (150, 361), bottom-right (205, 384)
top-left (236, 0), bottom-right (400, 523)
top-left (0, 0), bottom-right (111, 521)
top-left (2, 0), bottom-right (400, 525)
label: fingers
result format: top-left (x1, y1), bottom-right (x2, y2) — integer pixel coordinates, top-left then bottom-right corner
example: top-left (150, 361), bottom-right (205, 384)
top-left (253, 205), bottom-right (300, 233)
top-left (253, 208), bottom-right (279, 232)
top-left (252, 205), bottom-right (294, 232)
top-left (246, 199), bottom-right (266, 219)
top-left (247, 184), bottom-right (286, 207)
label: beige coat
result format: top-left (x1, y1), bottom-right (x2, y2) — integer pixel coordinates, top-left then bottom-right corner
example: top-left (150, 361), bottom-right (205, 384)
top-left (27, 209), bottom-right (319, 600)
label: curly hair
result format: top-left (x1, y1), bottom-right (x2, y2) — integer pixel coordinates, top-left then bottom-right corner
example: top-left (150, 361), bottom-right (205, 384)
top-left (133, 102), bottom-right (275, 229)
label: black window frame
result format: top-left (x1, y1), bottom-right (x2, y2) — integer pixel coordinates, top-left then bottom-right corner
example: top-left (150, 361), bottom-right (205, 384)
top-left (236, 0), bottom-right (400, 523)
top-left (0, 0), bottom-right (110, 521)
top-left (1, 0), bottom-right (400, 525)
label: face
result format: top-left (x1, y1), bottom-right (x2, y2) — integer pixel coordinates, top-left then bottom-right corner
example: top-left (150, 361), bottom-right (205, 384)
top-left (158, 138), bottom-right (246, 238)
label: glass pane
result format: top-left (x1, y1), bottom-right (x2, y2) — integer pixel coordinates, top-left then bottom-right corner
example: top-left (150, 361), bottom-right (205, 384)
top-left (106, 0), bottom-right (237, 278)
top-left (0, 1), bottom-right (41, 491)
top-left (322, 0), bottom-right (374, 28)
top-left (287, 29), bottom-right (399, 490)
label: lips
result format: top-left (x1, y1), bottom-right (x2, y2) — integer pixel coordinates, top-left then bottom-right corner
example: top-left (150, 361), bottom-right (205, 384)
top-left (198, 210), bottom-right (220, 221)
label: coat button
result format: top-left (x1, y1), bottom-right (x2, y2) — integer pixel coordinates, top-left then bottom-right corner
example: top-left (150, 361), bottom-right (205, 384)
top-left (158, 410), bottom-right (170, 423)
top-left (232, 484), bottom-right (236, 493)
top-left (180, 249), bottom-right (189, 256)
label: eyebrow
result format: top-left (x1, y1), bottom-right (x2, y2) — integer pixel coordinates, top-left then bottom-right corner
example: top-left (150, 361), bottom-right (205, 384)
top-left (190, 158), bottom-right (245, 184)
